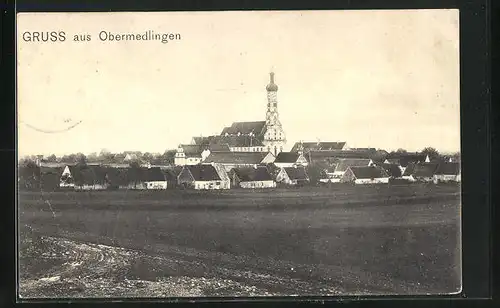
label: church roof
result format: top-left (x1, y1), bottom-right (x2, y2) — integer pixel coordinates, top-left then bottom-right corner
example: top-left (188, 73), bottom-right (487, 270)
top-left (220, 121), bottom-right (266, 136)
top-left (195, 135), bottom-right (264, 148)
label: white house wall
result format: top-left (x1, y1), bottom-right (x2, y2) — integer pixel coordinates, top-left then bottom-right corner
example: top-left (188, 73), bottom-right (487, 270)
top-left (354, 178), bottom-right (389, 184)
top-left (239, 180), bottom-right (276, 189)
top-left (145, 181), bottom-right (168, 190)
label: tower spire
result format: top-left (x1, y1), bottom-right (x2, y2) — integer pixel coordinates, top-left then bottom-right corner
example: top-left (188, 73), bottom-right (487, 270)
top-left (266, 71), bottom-right (278, 92)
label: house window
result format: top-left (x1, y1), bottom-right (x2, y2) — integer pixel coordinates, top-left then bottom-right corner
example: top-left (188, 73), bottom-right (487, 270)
top-left (216, 181), bottom-right (221, 185)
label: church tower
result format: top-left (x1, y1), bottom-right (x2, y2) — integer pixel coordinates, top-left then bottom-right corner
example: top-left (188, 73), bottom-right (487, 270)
top-left (263, 72), bottom-right (286, 156)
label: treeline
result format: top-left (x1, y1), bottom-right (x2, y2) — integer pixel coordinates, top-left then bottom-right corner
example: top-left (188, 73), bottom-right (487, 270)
top-left (19, 149), bottom-right (178, 166)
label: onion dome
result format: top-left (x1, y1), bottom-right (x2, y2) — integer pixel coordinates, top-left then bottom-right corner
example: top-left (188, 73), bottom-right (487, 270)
top-left (266, 72), bottom-right (278, 92)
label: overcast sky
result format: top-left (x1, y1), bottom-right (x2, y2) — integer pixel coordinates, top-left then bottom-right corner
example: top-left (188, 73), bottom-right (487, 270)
top-left (17, 10), bottom-right (460, 157)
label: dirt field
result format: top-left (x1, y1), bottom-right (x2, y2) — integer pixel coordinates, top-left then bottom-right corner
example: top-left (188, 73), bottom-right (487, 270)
top-left (18, 184), bottom-right (462, 298)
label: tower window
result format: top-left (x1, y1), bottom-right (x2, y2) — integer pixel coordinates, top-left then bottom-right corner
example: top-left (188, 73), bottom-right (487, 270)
top-left (273, 103), bottom-right (277, 107)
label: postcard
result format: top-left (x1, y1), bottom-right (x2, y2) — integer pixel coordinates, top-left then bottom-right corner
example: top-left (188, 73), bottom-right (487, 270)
top-left (17, 10), bottom-right (461, 298)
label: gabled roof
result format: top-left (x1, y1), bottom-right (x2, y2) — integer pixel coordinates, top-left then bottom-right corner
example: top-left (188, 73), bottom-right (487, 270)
top-left (349, 166), bottom-right (389, 179)
top-left (412, 163), bottom-right (439, 178)
top-left (380, 163), bottom-right (402, 177)
top-left (232, 166), bottom-right (273, 182)
top-left (402, 163), bottom-right (416, 176)
top-left (185, 165), bottom-right (221, 181)
top-left (179, 144), bottom-right (204, 156)
top-left (203, 151), bottom-right (270, 165)
top-left (283, 166), bottom-right (309, 180)
top-left (435, 162), bottom-right (460, 175)
top-left (142, 167), bottom-right (166, 181)
top-left (220, 121), bottom-right (267, 136)
top-left (335, 159), bottom-right (372, 172)
top-left (291, 141), bottom-right (346, 152)
top-left (274, 152), bottom-right (301, 163)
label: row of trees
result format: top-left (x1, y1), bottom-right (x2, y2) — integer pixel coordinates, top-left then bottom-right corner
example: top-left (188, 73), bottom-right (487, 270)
top-left (19, 149), bottom-right (178, 166)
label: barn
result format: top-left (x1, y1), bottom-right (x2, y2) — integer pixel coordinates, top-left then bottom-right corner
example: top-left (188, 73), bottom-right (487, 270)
top-left (229, 166), bottom-right (276, 189)
top-left (177, 165), bottom-right (230, 190)
top-left (341, 166), bottom-right (389, 184)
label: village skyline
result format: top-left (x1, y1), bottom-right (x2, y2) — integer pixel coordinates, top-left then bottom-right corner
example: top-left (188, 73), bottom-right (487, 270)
top-left (17, 10), bottom-right (460, 157)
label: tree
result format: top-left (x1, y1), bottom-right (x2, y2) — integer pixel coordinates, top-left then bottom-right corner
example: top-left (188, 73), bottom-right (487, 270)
top-left (396, 148), bottom-right (407, 154)
top-left (46, 154), bottom-right (58, 162)
top-left (76, 153), bottom-right (87, 166)
top-left (421, 147), bottom-right (440, 161)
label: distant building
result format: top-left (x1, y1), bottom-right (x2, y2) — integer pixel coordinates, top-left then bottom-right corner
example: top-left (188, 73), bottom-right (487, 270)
top-left (276, 166), bottom-right (310, 186)
top-left (177, 165), bottom-right (230, 190)
top-left (333, 159), bottom-right (375, 177)
top-left (341, 166), bottom-right (390, 185)
top-left (402, 163), bottom-right (439, 182)
top-left (433, 162), bottom-right (461, 183)
top-left (384, 153), bottom-right (429, 174)
top-left (174, 144), bottom-right (212, 166)
top-left (202, 151), bottom-right (275, 172)
top-left (229, 166), bottom-right (276, 189)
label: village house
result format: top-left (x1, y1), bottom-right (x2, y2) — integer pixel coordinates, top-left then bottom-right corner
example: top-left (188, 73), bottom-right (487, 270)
top-left (402, 163), bottom-right (439, 182)
top-left (433, 162), bottom-right (461, 183)
top-left (202, 151), bottom-right (275, 172)
top-left (318, 164), bottom-right (339, 183)
top-left (379, 163), bottom-right (403, 178)
top-left (229, 166), bottom-right (276, 189)
top-left (177, 164), bottom-right (230, 190)
top-left (384, 153), bottom-right (429, 174)
top-left (332, 158), bottom-right (375, 177)
top-left (72, 165), bottom-right (108, 191)
top-left (273, 151), bottom-right (308, 168)
top-left (276, 166), bottom-right (310, 186)
top-left (341, 166), bottom-right (390, 185)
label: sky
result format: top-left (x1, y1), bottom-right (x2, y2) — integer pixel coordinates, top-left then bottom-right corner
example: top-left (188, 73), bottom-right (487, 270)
top-left (17, 10), bottom-right (460, 157)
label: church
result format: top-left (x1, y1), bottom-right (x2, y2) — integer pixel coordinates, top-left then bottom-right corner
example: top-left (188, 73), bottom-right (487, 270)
top-left (189, 72), bottom-right (287, 157)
